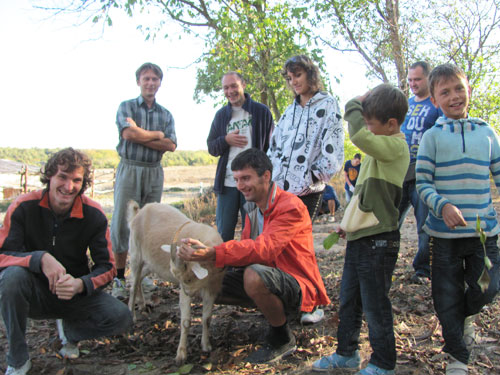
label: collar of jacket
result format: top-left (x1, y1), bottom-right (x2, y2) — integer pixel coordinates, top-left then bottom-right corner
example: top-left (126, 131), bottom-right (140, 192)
top-left (223, 93), bottom-right (252, 116)
top-left (243, 182), bottom-right (279, 240)
top-left (39, 189), bottom-right (84, 219)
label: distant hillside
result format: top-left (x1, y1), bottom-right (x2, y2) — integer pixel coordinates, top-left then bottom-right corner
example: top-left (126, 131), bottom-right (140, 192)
top-left (0, 148), bottom-right (218, 169)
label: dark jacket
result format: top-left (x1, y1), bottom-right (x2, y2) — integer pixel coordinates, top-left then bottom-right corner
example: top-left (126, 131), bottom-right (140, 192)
top-left (207, 93), bottom-right (274, 193)
top-left (0, 190), bottom-right (116, 295)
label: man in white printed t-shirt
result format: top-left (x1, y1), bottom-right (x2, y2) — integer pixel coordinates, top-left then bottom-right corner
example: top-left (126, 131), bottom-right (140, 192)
top-left (207, 72), bottom-right (274, 241)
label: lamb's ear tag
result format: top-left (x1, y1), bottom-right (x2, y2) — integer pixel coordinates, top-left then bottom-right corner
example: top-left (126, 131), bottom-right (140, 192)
top-left (192, 263), bottom-right (208, 279)
top-left (161, 245), bottom-right (171, 253)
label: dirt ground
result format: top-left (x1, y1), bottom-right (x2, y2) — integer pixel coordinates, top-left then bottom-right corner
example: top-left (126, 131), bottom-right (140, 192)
top-left (0, 168), bottom-right (499, 375)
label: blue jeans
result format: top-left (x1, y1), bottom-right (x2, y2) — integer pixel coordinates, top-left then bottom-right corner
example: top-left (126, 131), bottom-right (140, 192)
top-left (398, 180), bottom-right (430, 277)
top-left (337, 231), bottom-right (399, 370)
top-left (430, 236), bottom-right (500, 364)
top-left (216, 186), bottom-right (246, 242)
top-left (0, 267), bottom-right (132, 368)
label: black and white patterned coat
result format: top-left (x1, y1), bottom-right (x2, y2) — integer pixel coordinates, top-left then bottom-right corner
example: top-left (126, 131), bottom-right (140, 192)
top-left (267, 91), bottom-right (344, 196)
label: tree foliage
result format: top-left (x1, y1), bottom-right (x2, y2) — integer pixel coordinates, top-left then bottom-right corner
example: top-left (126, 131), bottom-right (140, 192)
top-left (310, 0), bottom-right (500, 129)
top-left (428, 0), bottom-right (500, 126)
top-left (36, 0), bottom-right (327, 120)
top-left (310, 0), bottom-right (425, 93)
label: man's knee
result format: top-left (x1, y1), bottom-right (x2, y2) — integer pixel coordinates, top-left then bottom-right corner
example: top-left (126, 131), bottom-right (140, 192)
top-left (0, 267), bottom-right (33, 298)
top-left (243, 267), bottom-right (267, 298)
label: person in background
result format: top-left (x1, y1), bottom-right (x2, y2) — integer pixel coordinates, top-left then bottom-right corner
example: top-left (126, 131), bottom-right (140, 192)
top-left (207, 71), bottom-right (274, 242)
top-left (318, 184), bottom-right (341, 223)
top-left (313, 84), bottom-right (409, 375)
top-left (110, 62), bottom-right (177, 299)
top-left (267, 54), bottom-right (344, 324)
top-left (343, 153), bottom-right (361, 203)
top-left (416, 64), bottom-right (500, 375)
top-left (398, 61), bottom-right (442, 283)
top-left (0, 148), bottom-right (132, 375)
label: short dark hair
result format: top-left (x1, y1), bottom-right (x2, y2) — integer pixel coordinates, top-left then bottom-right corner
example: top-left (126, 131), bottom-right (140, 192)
top-left (429, 63), bottom-right (467, 97)
top-left (410, 61), bottom-right (431, 76)
top-left (362, 84), bottom-right (408, 125)
top-left (231, 148), bottom-right (272, 177)
top-left (222, 71), bottom-right (245, 84)
top-left (354, 153), bottom-right (361, 160)
top-left (282, 55), bottom-right (324, 93)
top-left (136, 62), bottom-right (163, 81)
top-left (40, 148), bottom-right (93, 194)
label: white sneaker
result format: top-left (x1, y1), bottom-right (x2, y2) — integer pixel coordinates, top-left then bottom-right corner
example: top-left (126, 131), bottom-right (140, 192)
top-left (446, 355), bottom-right (468, 374)
top-left (56, 319), bottom-right (79, 359)
top-left (300, 308), bottom-right (325, 325)
top-left (6, 359), bottom-right (31, 375)
top-left (111, 278), bottom-right (127, 300)
top-left (463, 314), bottom-right (477, 347)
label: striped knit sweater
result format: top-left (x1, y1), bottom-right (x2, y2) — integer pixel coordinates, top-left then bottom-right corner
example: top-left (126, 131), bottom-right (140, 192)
top-left (416, 116), bottom-right (500, 238)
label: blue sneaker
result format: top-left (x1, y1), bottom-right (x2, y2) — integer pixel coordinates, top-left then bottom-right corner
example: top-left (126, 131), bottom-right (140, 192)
top-left (357, 363), bottom-right (395, 375)
top-left (312, 350), bottom-right (361, 372)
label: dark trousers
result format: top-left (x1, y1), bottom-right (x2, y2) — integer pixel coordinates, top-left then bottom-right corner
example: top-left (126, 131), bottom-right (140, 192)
top-left (430, 236), bottom-right (500, 364)
top-left (299, 190), bottom-right (324, 221)
top-left (337, 231), bottom-right (399, 370)
top-left (0, 267), bottom-right (133, 368)
top-left (398, 180), bottom-right (430, 277)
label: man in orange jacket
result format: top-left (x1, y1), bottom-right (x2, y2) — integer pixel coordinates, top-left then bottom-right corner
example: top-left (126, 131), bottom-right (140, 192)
top-left (179, 148), bottom-right (330, 364)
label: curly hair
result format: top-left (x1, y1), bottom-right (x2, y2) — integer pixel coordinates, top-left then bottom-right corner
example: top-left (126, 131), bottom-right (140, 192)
top-left (282, 55), bottom-right (324, 93)
top-left (40, 148), bottom-right (93, 194)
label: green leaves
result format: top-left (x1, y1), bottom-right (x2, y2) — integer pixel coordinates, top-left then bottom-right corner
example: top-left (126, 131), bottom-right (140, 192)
top-left (476, 215), bottom-right (492, 293)
top-left (323, 231), bottom-right (340, 250)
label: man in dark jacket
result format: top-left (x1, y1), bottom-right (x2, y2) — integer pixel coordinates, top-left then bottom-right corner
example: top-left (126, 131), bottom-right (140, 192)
top-left (207, 72), bottom-right (274, 241)
top-left (0, 148), bottom-right (132, 375)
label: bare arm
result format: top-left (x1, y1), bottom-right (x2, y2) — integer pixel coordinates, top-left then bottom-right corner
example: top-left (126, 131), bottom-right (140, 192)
top-left (144, 138), bottom-right (177, 152)
top-left (121, 117), bottom-right (165, 144)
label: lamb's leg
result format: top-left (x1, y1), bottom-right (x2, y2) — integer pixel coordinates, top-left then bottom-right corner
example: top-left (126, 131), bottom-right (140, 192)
top-left (200, 289), bottom-right (216, 352)
top-left (128, 253), bottom-right (144, 321)
top-left (175, 287), bottom-right (191, 365)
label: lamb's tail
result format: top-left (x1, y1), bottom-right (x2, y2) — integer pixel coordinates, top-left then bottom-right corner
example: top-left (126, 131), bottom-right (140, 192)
top-left (127, 200), bottom-right (141, 225)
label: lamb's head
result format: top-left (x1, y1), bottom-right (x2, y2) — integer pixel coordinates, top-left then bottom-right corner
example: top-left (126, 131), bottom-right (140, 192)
top-left (169, 242), bottom-right (211, 296)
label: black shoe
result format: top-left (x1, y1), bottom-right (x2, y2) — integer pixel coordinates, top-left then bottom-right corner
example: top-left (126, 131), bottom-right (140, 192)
top-left (246, 335), bottom-right (297, 364)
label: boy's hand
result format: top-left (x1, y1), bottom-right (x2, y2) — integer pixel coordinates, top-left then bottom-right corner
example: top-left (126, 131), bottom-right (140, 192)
top-left (335, 226), bottom-right (346, 239)
top-left (356, 90), bottom-right (371, 103)
top-left (442, 203), bottom-right (467, 230)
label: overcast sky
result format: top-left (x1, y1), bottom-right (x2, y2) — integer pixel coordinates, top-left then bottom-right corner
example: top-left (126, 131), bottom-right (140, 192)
top-left (0, 0), bottom-right (372, 151)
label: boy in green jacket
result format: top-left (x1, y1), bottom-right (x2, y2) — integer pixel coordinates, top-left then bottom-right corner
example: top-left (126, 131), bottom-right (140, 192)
top-left (313, 84), bottom-right (409, 375)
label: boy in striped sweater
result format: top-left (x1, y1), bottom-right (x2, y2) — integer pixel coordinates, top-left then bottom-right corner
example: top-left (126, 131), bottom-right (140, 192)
top-left (416, 64), bottom-right (500, 374)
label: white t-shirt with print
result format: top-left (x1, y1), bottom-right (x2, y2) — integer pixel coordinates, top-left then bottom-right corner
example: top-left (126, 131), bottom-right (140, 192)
top-left (224, 106), bottom-right (252, 187)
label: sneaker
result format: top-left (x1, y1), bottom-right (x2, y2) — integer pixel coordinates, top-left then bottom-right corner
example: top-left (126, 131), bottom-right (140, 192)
top-left (141, 276), bottom-right (157, 293)
top-left (246, 335), bottom-right (296, 364)
top-left (446, 355), bottom-right (468, 374)
top-left (357, 363), bottom-right (395, 375)
top-left (56, 319), bottom-right (79, 359)
top-left (463, 314), bottom-right (477, 348)
top-left (312, 350), bottom-right (361, 372)
top-left (301, 308), bottom-right (325, 325)
top-left (327, 215), bottom-right (335, 223)
top-left (5, 359), bottom-right (31, 375)
top-left (111, 278), bottom-right (127, 300)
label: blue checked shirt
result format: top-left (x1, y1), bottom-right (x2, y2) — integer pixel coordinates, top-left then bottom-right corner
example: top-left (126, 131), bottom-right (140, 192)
top-left (115, 96), bottom-right (176, 163)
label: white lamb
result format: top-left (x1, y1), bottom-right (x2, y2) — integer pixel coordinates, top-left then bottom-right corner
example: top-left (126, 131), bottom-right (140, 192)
top-left (126, 201), bottom-right (225, 364)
